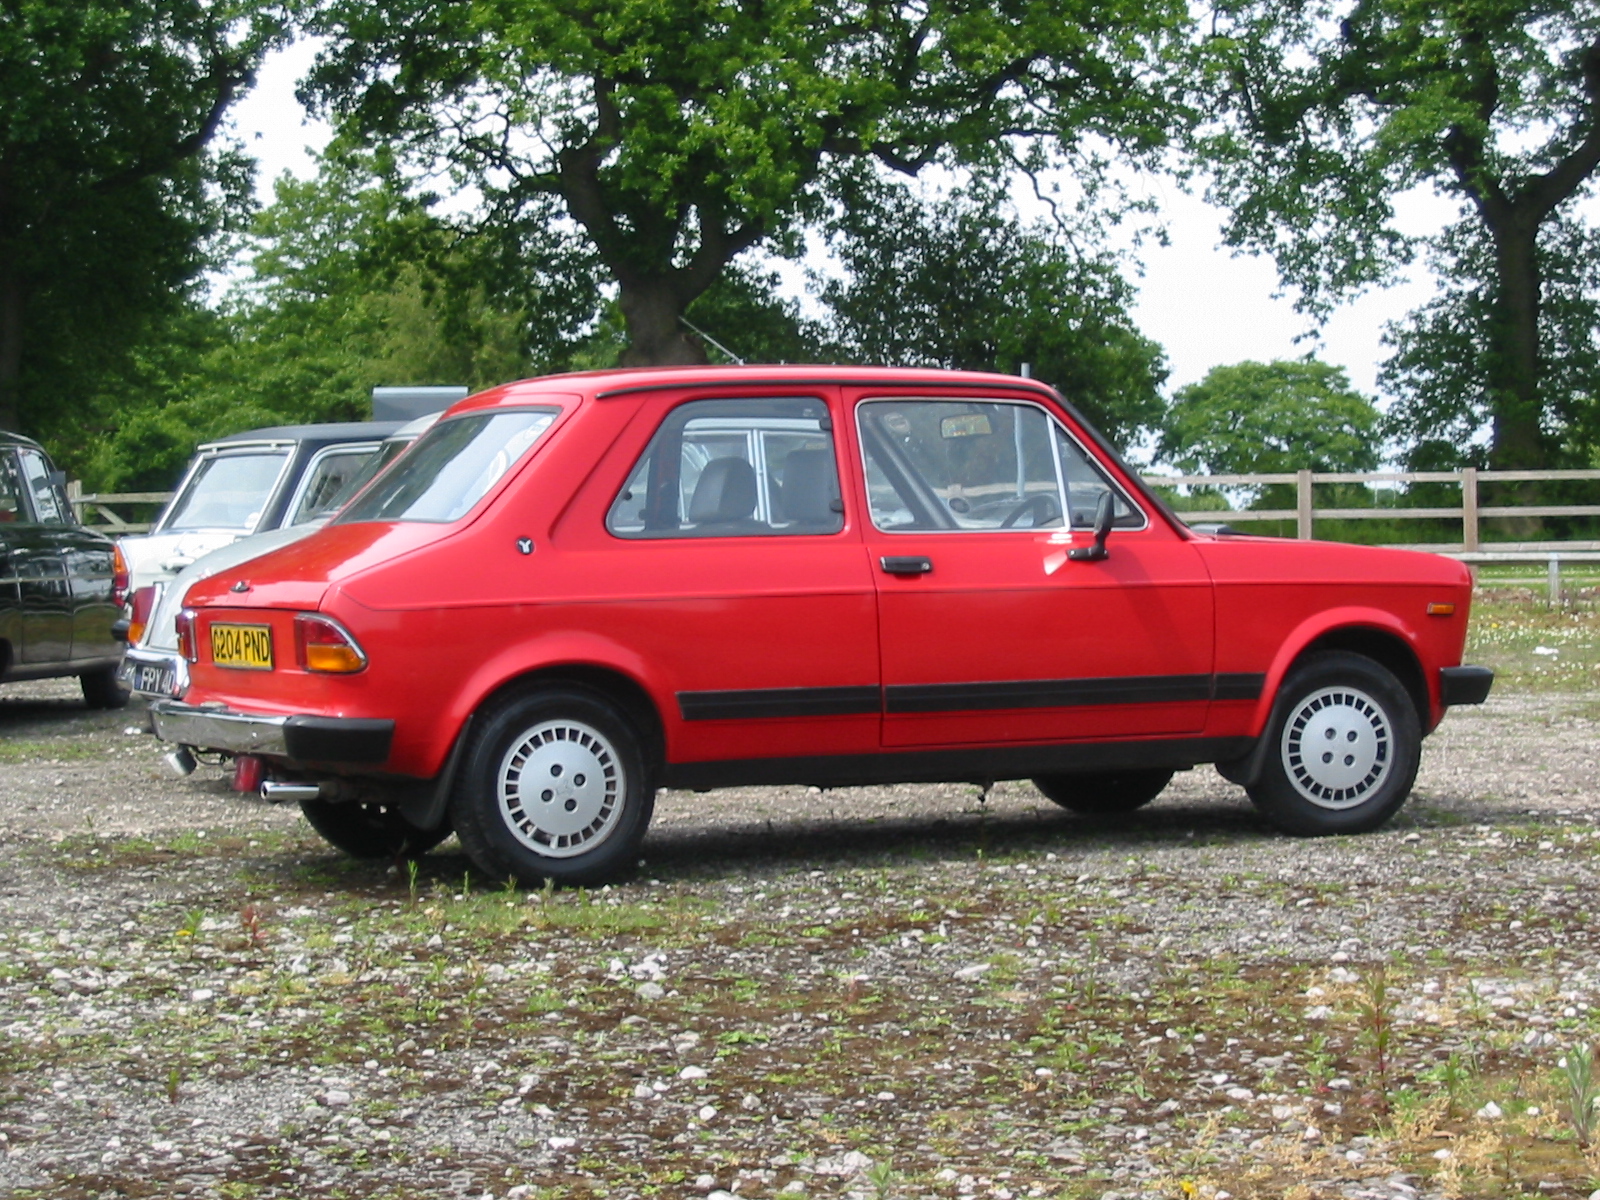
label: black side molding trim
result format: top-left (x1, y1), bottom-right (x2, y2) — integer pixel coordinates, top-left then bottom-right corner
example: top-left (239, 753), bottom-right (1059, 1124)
top-left (1212, 673), bottom-right (1266, 701)
top-left (663, 736), bottom-right (1255, 791)
top-left (1439, 665), bottom-right (1494, 707)
top-left (283, 716), bottom-right (395, 764)
top-left (886, 674), bottom-right (1212, 714)
top-left (679, 686), bottom-right (880, 722)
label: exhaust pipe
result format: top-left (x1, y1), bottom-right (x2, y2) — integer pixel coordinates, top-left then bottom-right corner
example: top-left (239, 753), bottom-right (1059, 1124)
top-left (260, 781), bottom-right (326, 803)
top-left (163, 747), bottom-right (197, 778)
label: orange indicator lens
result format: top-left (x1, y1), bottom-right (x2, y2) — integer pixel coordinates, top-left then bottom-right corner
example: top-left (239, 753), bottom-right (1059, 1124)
top-left (1426, 602), bottom-right (1456, 616)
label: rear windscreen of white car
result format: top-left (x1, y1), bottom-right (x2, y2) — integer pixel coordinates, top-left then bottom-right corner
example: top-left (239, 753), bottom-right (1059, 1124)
top-left (335, 410), bottom-right (558, 524)
top-left (161, 451), bottom-right (290, 533)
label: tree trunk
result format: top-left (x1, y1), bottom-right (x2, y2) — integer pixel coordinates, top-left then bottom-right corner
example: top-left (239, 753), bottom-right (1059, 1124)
top-left (617, 277), bottom-right (709, 367)
top-left (1484, 219), bottom-right (1546, 535)
top-left (1486, 221), bottom-right (1546, 471)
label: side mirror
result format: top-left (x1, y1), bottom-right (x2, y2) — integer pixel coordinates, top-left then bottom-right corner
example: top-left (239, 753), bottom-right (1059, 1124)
top-left (1068, 491), bottom-right (1114, 562)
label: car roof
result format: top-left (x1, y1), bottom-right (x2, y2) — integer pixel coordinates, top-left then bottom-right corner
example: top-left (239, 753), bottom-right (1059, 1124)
top-left (447, 365), bottom-right (1063, 416)
top-left (0, 429), bottom-right (47, 452)
top-left (199, 421), bottom-right (405, 451)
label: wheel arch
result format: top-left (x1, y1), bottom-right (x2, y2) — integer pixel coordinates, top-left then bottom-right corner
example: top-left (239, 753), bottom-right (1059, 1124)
top-left (1220, 617), bottom-right (1431, 790)
top-left (473, 663), bottom-right (667, 782)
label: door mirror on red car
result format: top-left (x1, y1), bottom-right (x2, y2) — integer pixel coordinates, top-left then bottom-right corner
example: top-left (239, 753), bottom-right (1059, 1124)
top-left (1068, 491), bottom-right (1115, 562)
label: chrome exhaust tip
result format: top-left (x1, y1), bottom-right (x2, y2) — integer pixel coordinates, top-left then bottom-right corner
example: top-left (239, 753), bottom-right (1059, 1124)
top-left (163, 747), bottom-right (197, 778)
top-left (260, 781), bottom-right (325, 804)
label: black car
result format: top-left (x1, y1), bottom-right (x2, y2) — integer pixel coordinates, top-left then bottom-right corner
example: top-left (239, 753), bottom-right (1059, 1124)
top-left (0, 431), bottom-right (124, 707)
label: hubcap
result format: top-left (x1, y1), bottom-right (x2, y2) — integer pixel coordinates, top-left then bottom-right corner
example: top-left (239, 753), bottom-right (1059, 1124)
top-left (496, 719), bottom-right (623, 858)
top-left (1280, 685), bottom-right (1392, 810)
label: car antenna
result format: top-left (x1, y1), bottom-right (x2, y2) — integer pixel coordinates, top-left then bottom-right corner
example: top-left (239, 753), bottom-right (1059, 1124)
top-left (679, 315), bottom-right (746, 365)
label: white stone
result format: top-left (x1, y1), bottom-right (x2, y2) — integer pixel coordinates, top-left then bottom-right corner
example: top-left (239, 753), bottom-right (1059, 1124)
top-left (698, 1104), bottom-right (718, 1121)
top-left (637, 982), bottom-right (666, 1001)
top-left (954, 963), bottom-right (991, 980)
top-left (548, 1136), bottom-right (577, 1150)
top-left (679, 1065), bottom-right (708, 1080)
top-left (1476, 1101), bottom-right (1504, 1120)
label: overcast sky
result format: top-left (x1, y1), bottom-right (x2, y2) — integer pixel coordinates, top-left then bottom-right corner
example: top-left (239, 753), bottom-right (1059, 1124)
top-left (226, 41), bottom-right (1456, 405)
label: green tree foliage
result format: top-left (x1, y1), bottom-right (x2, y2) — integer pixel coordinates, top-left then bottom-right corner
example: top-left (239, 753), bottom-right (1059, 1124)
top-left (1201, 0), bottom-right (1600, 469)
top-left (83, 154), bottom-right (602, 491)
top-left (820, 181), bottom-right (1167, 447)
top-left (1159, 359), bottom-right (1382, 478)
top-left (0, 0), bottom-right (288, 444)
top-left (302, 0), bottom-right (1192, 366)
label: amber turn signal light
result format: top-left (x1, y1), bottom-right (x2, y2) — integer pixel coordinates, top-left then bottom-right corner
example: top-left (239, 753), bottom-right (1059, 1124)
top-left (1426, 602), bottom-right (1457, 616)
top-left (295, 613), bottom-right (368, 673)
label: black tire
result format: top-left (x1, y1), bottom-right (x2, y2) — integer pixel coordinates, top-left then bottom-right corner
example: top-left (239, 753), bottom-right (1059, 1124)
top-left (80, 665), bottom-right (130, 710)
top-left (299, 799), bottom-right (452, 859)
top-left (448, 686), bottom-right (654, 887)
top-left (1246, 651), bottom-right (1421, 836)
top-left (1032, 768), bottom-right (1174, 814)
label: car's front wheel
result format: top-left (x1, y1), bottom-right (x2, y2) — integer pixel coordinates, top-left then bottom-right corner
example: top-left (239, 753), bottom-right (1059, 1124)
top-left (1246, 651), bottom-right (1421, 836)
top-left (1032, 768), bottom-right (1174, 815)
top-left (449, 686), bottom-right (653, 887)
top-left (298, 799), bottom-right (452, 859)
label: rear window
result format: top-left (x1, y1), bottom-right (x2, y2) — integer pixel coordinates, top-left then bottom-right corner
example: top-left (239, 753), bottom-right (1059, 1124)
top-left (335, 409), bottom-right (557, 524)
top-left (161, 451), bottom-right (290, 533)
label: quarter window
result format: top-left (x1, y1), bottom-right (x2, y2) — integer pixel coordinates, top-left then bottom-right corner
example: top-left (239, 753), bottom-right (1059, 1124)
top-left (17, 449), bottom-right (70, 525)
top-left (0, 453), bottom-right (26, 523)
top-left (857, 399), bottom-right (1142, 533)
top-left (608, 398), bottom-right (843, 538)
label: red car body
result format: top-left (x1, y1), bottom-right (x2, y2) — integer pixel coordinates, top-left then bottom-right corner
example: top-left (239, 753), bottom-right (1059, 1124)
top-left (150, 366), bottom-right (1491, 884)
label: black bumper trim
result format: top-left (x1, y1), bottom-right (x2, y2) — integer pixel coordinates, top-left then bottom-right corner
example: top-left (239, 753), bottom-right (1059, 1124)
top-left (283, 716), bottom-right (395, 764)
top-left (1439, 665), bottom-right (1495, 707)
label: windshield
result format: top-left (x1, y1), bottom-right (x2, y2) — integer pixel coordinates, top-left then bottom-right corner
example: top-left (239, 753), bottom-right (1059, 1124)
top-left (335, 409), bottom-right (558, 524)
top-left (160, 451), bottom-right (290, 533)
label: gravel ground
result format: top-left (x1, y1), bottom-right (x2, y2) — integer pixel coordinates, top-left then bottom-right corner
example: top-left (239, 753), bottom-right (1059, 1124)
top-left (2, 678), bottom-right (1600, 1200)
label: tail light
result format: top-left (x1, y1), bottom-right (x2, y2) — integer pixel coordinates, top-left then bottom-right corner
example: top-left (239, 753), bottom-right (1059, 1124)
top-left (126, 586), bottom-right (157, 646)
top-left (111, 543), bottom-right (130, 608)
top-left (295, 614), bottom-right (368, 674)
top-left (174, 609), bottom-right (198, 662)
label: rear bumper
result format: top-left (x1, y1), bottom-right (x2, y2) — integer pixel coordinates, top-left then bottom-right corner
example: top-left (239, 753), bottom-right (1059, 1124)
top-left (1440, 665), bottom-right (1495, 707)
top-left (149, 699), bottom-right (394, 765)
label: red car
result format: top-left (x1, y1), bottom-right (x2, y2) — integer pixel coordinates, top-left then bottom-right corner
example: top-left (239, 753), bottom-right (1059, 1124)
top-left (148, 366), bottom-right (1493, 884)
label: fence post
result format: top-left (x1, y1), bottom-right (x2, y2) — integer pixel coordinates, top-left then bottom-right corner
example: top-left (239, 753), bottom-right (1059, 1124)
top-left (1297, 469), bottom-right (1314, 540)
top-left (1461, 467), bottom-right (1479, 552)
top-left (66, 478), bottom-right (84, 524)
top-left (1549, 556), bottom-right (1562, 607)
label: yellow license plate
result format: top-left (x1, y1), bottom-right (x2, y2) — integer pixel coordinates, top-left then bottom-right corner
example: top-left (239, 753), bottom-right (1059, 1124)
top-left (211, 623), bottom-right (274, 670)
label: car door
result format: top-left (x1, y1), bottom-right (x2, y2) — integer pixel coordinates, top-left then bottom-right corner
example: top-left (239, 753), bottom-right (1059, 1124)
top-left (850, 391), bottom-right (1216, 748)
top-left (2, 448), bottom-right (74, 665)
top-left (594, 389), bottom-right (880, 769)
top-left (15, 448), bottom-right (118, 663)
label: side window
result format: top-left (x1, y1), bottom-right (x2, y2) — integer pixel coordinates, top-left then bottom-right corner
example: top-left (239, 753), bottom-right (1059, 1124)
top-left (857, 399), bottom-right (1141, 533)
top-left (289, 447), bottom-right (378, 525)
top-left (17, 448), bottom-right (70, 525)
top-left (0, 452), bottom-right (25, 523)
top-left (607, 397), bottom-right (843, 538)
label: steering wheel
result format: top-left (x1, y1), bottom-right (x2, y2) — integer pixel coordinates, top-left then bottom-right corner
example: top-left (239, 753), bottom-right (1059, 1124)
top-left (999, 493), bottom-right (1063, 528)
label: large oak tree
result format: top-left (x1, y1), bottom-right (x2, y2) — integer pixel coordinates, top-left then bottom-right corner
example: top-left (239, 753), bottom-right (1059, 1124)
top-left (303, 0), bottom-right (1192, 366)
top-left (1201, 0), bottom-right (1600, 469)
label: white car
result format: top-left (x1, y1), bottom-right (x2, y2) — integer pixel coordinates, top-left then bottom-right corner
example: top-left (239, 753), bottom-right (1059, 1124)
top-left (119, 413), bottom-right (440, 702)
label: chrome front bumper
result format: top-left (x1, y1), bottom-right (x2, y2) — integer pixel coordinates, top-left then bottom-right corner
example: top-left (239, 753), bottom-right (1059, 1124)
top-left (149, 700), bottom-right (395, 764)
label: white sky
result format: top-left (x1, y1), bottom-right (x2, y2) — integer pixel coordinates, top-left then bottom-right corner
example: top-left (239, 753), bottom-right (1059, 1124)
top-left (225, 40), bottom-right (1455, 404)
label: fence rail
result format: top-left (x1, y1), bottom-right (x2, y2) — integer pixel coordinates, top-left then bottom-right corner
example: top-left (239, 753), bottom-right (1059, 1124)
top-left (64, 482), bottom-right (171, 534)
top-left (1140, 466), bottom-right (1600, 552)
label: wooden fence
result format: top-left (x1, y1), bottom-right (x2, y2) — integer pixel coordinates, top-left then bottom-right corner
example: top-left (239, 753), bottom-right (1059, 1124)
top-left (1140, 467), bottom-right (1600, 555)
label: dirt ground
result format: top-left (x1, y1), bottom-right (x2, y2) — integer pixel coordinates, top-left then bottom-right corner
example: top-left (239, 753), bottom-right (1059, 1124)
top-left (3, 679), bottom-right (1600, 1200)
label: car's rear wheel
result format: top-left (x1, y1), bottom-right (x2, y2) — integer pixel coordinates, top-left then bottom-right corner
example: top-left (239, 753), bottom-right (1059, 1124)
top-left (1032, 768), bottom-right (1174, 814)
top-left (80, 665), bottom-right (129, 710)
top-left (449, 686), bottom-right (653, 887)
top-left (298, 799), bottom-right (451, 859)
top-left (1246, 651), bottom-right (1420, 835)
